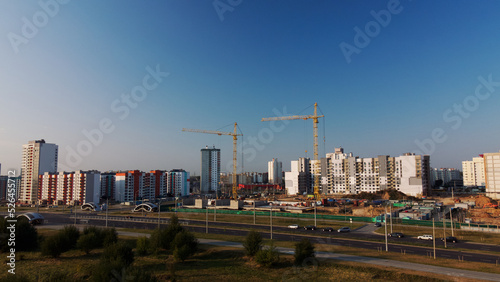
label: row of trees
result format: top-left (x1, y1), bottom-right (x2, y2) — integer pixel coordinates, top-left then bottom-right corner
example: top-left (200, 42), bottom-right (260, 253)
top-left (243, 230), bottom-right (315, 267)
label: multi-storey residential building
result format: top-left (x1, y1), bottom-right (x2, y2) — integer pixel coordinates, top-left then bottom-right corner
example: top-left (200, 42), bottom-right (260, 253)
top-left (115, 170), bottom-right (143, 203)
top-left (20, 139), bottom-right (58, 204)
top-left (462, 157), bottom-right (486, 187)
top-left (430, 168), bottom-right (462, 187)
top-left (39, 170), bottom-right (100, 205)
top-left (201, 146), bottom-right (220, 193)
top-left (100, 172), bottom-right (116, 200)
top-left (484, 150), bottom-right (500, 200)
top-left (285, 158), bottom-right (311, 195)
top-left (287, 149), bottom-right (431, 197)
top-left (268, 158), bottom-right (282, 185)
top-left (167, 169), bottom-right (190, 197)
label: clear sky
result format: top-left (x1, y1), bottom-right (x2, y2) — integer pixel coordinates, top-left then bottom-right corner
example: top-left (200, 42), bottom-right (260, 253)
top-left (1, 0), bottom-right (500, 175)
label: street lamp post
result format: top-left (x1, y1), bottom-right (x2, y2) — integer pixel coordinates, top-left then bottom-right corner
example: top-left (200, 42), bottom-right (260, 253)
top-left (385, 205), bottom-right (388, 252)
top-left (314, 202), bottom-right (317, 227)
top-left (157, 198), bottom-right (161, 229)
top-left (270, 203), bottom-right (273, 240)
top-left (253, 201), bottom-right (256, 225)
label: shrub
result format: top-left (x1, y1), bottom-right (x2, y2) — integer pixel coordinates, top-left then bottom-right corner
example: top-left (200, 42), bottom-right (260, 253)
top-left (101, 241), bottom-right (134, 268)
top-left (294, 238), bottom-right (315, 265)
top-left (101, 228), bottom-right (118, 247)
top-left (59, 225), bottom-right (80, 250)
top-left (77, 232), bottom-right (99, 254)
top-left (172, 230), bottom-right (198, 262)
top-left (14, 218), bottom-right (39, 252)
top-left (243, 230), bottom-right (262, 257)
top-left (149, 214), bottom-right (184, 253)
top-left (255, 243), bottom-right (280, 267)
top-left (41, 235), bottom-right (64, 258)
top-left (136, 236), bottom-right (150, 256)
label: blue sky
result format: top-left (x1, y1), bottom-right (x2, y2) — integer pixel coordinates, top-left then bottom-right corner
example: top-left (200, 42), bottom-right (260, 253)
top-left (1, 0), bottom-right (500, 175)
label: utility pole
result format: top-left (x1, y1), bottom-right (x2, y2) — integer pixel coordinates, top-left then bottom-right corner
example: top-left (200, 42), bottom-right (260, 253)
top-left (390, 203), bottom-right (393, 233)
top-left (450, 207), bottom-right (454, 237)
top-left (253, 201), bottom-right (256, 224)
top-left (74, 201), bottom-right (77, 225)
top-left (214, 198), bottom-right (217, 222)
top-left (270, 203), bottom-right (273, 240)
top-left (106, 197), bottom-right (109, 228)
top-left (433, 218), bottom-right (436, 259)
top-left (314, 202), bottom-right (317, 227)
top-left (206, 201), bottom-right (208, 234)
top-left (385, 204), bottom-right (388, 252)
top-left (157, 198), bottom-right (161, 229)
top-left (443, 214), bottom-right (447, 248)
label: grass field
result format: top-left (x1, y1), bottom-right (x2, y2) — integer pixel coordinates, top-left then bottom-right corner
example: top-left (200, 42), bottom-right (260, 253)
top-left (0, 240), bottom-right (459, 282)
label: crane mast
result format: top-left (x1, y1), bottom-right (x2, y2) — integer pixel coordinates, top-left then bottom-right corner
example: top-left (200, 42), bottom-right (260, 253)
top-left (262, 103), bottom-right (324, 199)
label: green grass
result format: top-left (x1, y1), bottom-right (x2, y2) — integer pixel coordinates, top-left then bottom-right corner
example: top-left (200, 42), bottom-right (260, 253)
top-left (0, 242), bottom-right (453, 282)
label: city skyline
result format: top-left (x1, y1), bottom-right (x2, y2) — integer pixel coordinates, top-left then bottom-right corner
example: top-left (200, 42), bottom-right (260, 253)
top-left (1, 1), bottom-right (500, 175)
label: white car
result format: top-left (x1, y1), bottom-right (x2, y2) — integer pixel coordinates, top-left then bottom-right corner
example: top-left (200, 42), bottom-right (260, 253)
top-left (288, 224), bottom-right (299, 229)
top-left (417, 235), bottom-right (433, 240)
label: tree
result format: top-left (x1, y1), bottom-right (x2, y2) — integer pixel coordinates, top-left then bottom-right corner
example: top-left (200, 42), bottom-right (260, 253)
top-left (101, 228), bottom-right (118, 246)
top-left (41, 235), bottom-right (64, 258)
top-left (243, 230), bottom-right (262, 257)
top-left (101, 241), bottom-right (134, 268)
top-left (149, 214), bottom-right (184, 253)
top-left (172, 230), bottom-right (198, 262)
top-left (255, 242), bottom-right (280, 267)
top-left (294, 238), bottom-right (315, 265)
top-left (77, 232), bottom-right (99, 254)
top-left (59, 225), bottom-right (80, 250)
top-left (136, 236), bottom-right (150, 256)
top-left (14, 218), bottom-right (39, 252)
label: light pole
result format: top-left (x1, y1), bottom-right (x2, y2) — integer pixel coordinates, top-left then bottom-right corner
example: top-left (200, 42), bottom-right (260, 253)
top-left (105, 197), bottom-right (109, 228)
top-left (206, 199), bottom-right (208, 234)
top-left (253, 201), bottom-right (256, 225)
top-left (443, 213), bottom-right (447, 248)
top-left (270, 203), bottom-right (273, 240)
top-left (157, 198), bottom-right (161, 229)
top-left (384, 204), bottom-right (388, 252)
top-left (390, 203), bottom-right (393, 234)
top-left (214, 198), bottom-right (217, 222)
top-left (432, 218), bottom-right (436, 259)
top-left (74, 201), bottom-right (77, 225)
top-left (314, 202), bottom-right (317, 227)
top-left (450, 207), bottom-right (454, 237)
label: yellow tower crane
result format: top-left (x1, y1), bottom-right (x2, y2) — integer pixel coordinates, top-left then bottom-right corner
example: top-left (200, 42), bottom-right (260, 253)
top-left (262, 103), bottom-right (324, 199)
top-left (182, 122), bottom-right (242, 200)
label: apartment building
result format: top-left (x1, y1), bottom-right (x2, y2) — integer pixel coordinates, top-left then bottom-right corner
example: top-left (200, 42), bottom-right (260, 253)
top-left (462, 157), bottom-right (486, 186)
top-left (20, 139), bottom-right (58, 204)
top-left (484, 150), bottom-right (500, 200)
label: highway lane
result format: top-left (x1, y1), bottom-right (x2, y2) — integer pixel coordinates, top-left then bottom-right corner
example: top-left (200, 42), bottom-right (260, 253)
top-left (40, 212), bottom-right (500, 265)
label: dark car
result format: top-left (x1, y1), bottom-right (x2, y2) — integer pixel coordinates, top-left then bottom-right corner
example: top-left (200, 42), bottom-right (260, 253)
top-left (441, 236), bottom-right (458, 243)
top-left (322, 227), bottom-right (334, 232)
top-left (388, 232), bottom-right (404, 238)
top-left (304, 225), bottom-right (316, 230)
top-left (374, 222), bottom-right (381, 227)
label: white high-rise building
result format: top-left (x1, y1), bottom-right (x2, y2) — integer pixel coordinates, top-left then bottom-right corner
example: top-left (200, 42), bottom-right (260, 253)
top-left (20, 139), bottom-right (58, 204)
top-left (201, 146), bottom-right (220, 193)
top-left (484, 150), bottom-right (500, 200)
top-left (285, 158), bottom-right (311, 195)
top-left (462, 157), bottom-right (486, 186)
top-left (268, 158), bottom-right (282, 185)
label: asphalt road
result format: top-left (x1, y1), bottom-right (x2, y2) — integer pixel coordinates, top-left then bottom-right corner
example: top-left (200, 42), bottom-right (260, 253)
top-left (40, 212), bottom-right (500, 265)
